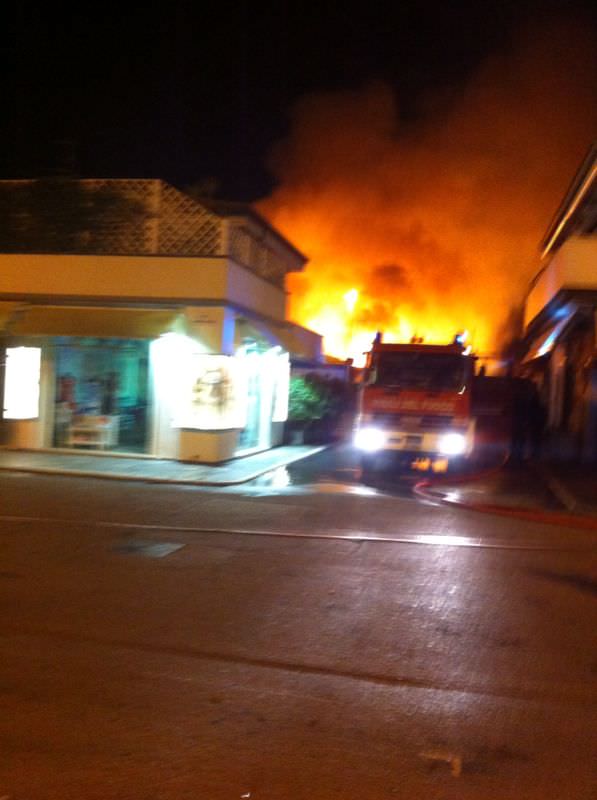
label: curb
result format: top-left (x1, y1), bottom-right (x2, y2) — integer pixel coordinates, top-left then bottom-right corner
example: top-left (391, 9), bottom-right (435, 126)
top-left (0, 446), bottom-right (326, 487)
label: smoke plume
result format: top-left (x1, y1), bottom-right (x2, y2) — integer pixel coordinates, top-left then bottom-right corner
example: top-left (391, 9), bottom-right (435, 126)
top-left (258, 17), bottom-right (597, 362)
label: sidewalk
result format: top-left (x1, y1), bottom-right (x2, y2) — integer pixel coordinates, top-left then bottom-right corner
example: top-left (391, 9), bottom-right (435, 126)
top-left (0, 445), bottom-right (325, 486)
top-left (416, 457), bottom-right (597, 529)
top-left (452, 435), bottom-right (597, 516)
top-left (1, 444), bottom-right (596, 517)
top-left (529, 433), bottom-right (597, 515)
top-left (535, 460), bottom-right (597, 515)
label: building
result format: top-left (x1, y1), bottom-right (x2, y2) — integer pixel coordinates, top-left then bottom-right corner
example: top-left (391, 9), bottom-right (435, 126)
top-left (0, 178), bottom-right (322, 462)
top-left (521, 144), bottom-right (597, 461)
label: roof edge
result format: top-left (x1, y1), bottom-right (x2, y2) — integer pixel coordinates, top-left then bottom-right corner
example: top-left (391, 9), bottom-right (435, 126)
top-left (540, 143), bottom-right (597, 258)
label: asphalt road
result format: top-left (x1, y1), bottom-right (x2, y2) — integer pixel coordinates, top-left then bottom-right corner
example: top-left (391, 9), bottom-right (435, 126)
top-left (0, 449), bottom-right (595, 799)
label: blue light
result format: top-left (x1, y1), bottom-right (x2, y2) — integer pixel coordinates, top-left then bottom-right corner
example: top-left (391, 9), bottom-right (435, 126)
top-left (553, 306), bottom-right (570, 320)
top-left (537, 329), bottom-right (560, 357)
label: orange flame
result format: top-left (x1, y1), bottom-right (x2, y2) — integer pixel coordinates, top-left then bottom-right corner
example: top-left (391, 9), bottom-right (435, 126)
top-left (259, 19), bottom-right (597, 366)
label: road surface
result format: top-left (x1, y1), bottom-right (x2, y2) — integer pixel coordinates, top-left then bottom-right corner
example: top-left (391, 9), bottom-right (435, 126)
top-left (0, 448), bottom-right (595, 799)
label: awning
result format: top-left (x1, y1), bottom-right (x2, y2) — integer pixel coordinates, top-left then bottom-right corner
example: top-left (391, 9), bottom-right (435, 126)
top-left (237, 317), bottom-right (318, 360)
top-left (522, 305), bottom-right (576, 363)
top-left (0, 301), bottom-right (23, 333)
top-left (235, 317), bottom-right (280, 349)
top-left (272, 326), bottom-right (313, 360)
top-left (10, 306), bottom-right (182, 339)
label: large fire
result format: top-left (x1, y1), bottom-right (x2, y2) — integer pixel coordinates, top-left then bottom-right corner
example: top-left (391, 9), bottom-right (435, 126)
top-left (258, 18), bottom-right (597, 366)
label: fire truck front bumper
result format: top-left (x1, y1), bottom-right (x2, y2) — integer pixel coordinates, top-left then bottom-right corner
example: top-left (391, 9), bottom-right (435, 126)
top-left (353, 425), bottom-right (475, 459)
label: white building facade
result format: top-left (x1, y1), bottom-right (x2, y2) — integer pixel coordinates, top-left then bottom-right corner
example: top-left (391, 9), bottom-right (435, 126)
top-left (0, 179), bottom-right (321, 462)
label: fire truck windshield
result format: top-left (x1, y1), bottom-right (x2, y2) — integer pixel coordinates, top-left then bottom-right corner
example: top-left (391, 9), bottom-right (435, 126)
top-left (372, 352), bottom-right (469, 392)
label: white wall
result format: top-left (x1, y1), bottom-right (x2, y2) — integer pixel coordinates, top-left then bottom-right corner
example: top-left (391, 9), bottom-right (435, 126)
top-left (184, 306), bottom-right (237, 354)
top-left (178, 429), bottom-right (238, 462)
top-left (149, 336), bottom-right (182, 459)
top-left (225, 261), bottom-right (286, 321)
top-left (0, 254), bottom-right (287, 322)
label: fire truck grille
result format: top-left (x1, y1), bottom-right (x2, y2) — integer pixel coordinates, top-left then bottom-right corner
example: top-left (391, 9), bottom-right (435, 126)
top-left (421, 415), bottom-right (454, 429)
top-left (372, 414), bottom-right (453, 429)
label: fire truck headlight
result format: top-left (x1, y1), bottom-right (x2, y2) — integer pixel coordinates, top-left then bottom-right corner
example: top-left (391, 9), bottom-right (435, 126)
top-left (354, 427), bottom-right (386, 452)
top-left (439, 432), bottom-right (467, 456)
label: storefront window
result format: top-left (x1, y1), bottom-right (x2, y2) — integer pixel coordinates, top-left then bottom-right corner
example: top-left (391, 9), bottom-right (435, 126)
top-left (176, 353), bottom-right (247, 431)
top-left (237, 348), bottom-right (263, 450)
top-left (235, 343), bottom-right (289, 453)
top-left (53, 338), bottom-right (149, 452)
top-left (147, 333), bottom-right (291, 456)
top-left (271, 350), bottom-right (290, 422)
top-left (3, 346), bottom-right (41, 419)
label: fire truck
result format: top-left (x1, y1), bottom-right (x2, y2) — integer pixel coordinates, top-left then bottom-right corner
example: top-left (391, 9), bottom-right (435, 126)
top-left (354, 334), bottom-right (477, 473)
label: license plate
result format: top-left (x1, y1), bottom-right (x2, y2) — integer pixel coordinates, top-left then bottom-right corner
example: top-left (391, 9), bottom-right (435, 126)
top-left (403, 416), bottom-right (422, 429)
top-left (405, 435), bottom-right (423, 448)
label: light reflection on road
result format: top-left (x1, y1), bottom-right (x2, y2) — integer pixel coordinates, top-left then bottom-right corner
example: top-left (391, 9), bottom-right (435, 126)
top-left (262, 466), bottom-right (384, 496)
top-left (415, 534), bottom-right (482, 547)
top-left (246, 449), bottom-right (416, 500)
top-left (246, 468), bottom-right (396, 499)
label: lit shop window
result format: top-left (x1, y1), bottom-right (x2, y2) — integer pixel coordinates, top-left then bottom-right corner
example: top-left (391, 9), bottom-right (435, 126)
top-left (178, 354), bottom-right (248, 430)
top-left (3, 346), bottom-right (41, 419)
top-left (271, 349), bottom-right (289, 422)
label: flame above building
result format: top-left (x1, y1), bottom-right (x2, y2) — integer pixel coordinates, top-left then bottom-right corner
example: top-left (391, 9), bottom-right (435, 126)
top-left (258, 18), bottom-right (597, 365)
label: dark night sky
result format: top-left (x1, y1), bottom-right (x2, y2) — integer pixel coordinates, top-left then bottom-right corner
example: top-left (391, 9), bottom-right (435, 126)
top-left (2, 0), bottom-right (595, 201)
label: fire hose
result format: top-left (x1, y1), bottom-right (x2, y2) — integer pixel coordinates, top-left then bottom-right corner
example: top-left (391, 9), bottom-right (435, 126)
top-left (413, 452), bottom-right (597, 532)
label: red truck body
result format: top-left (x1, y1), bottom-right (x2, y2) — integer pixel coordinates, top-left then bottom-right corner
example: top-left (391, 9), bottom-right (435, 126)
top-left (354, 340), bottom-right (477, 472)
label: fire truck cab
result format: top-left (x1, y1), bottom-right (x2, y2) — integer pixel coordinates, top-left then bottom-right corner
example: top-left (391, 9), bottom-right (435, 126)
top-left (354, 336), bottom-right (476, 474)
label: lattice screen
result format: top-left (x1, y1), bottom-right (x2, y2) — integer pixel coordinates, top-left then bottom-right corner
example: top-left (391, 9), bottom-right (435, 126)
top-left (0, 179), bottom-right (223, 257)
top-left (0, 179), bottom-right (298, 289)
top-left (83, 180), bottom-right (222, 255)
top-left (82, 179), bottom-right (155, 254)
top-left (158, 183), bottom-right (221, 255)
top-left (228, 225), bottom-right (252, 267)
top-left (228, 224), bottom-right (286, 288)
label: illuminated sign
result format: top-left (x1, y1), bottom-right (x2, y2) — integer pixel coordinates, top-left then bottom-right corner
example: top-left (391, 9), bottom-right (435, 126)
top-left (3, 346), bottom-right (41, 419)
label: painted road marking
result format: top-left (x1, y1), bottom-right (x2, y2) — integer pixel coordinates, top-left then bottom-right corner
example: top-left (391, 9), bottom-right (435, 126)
top-left (0, 514), bottom-right (594, 551)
